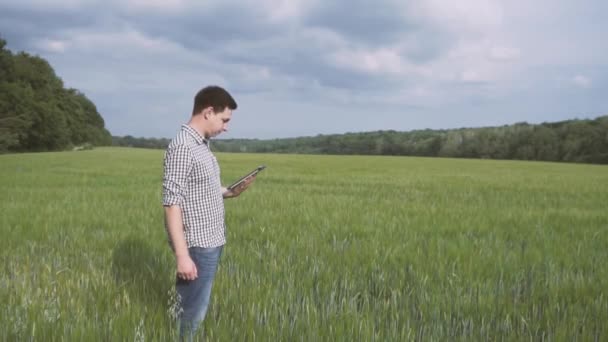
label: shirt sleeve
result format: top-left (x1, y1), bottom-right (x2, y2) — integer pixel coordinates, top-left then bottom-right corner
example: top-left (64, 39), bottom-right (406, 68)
top-left (162, 144), bottom-right (193, 206)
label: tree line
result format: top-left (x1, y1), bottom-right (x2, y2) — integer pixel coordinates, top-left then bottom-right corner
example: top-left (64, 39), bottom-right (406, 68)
top-left (2, 37), bottom-right (606, 164)
top-left (114, 115), bottom-right (608, 164)
top-left (0, 38), bottom-right (111, 152)
top-left (112, 135), bottom-right (170, 150)
top-left (213, 117), bottom-right (608, 164)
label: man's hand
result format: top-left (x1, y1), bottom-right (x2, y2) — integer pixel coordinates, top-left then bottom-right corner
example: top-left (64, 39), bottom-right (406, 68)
top-left (176, 254), bottom-right (198, 280)
top-left (223, 175), bottom-right (256, 198)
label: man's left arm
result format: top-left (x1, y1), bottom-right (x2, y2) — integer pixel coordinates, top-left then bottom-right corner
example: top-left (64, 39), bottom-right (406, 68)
top-left (222, 175), bottom-right (256, 199)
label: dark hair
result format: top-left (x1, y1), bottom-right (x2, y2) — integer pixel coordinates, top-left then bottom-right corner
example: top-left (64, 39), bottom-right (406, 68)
top-left (192, 85), bottom-right (237, 115)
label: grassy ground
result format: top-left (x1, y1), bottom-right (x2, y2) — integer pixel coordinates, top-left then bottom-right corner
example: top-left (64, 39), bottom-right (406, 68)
top-left (1, 147), bottom-right (607, 341)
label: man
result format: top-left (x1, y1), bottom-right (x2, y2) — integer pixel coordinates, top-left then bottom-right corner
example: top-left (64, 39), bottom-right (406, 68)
top-left (162, 85), bottom-right (255, 340)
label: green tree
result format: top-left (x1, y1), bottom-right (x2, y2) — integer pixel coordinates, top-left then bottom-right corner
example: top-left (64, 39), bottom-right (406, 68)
top-left (0, 37), bottom-right (112, 152)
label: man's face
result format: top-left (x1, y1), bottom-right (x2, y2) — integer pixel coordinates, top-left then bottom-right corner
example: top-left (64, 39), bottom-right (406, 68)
top-left (207, 107), bottom-right (232, 138)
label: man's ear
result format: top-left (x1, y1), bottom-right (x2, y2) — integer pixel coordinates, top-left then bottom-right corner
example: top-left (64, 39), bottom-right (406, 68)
top-left (202, 106), bottom-right (214, 119)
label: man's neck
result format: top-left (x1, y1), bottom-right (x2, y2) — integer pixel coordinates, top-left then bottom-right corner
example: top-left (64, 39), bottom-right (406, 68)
top-left (188, 118), bottom-right (210, 139)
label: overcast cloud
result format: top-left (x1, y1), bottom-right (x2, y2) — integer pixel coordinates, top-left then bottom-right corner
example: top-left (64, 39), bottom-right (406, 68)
top-left (1, 0), bottom-right (606, 138)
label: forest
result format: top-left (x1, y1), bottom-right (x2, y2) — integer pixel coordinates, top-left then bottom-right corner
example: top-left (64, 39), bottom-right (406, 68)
top-left (115, 116), bottom-right (608, 164)
top-left (0, 38), bottom-right (111, 152)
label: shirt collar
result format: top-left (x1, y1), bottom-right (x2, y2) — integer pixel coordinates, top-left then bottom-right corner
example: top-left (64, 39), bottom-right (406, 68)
top-left (182, 124), bottom-right (208, 145)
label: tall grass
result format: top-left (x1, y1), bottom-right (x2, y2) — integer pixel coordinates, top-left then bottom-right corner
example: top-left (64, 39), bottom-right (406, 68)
top-left (1, 147), bottom-right (607, 341)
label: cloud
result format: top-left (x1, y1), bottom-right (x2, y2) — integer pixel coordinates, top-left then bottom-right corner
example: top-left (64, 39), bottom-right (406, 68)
top-left (573, 75), bottom-right (592, 88)
top-left (122, 0), bottom-right (187, 12)
top-left (489, 46), bottom-right (520, 61)
top-left (34, 38), bottom-right (69, 53)
top-left (0, 0), bottom-right (606, 139)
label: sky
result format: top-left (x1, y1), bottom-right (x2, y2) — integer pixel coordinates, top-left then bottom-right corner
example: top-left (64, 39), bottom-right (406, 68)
top-left (1, 0), bottom-right (607, 139)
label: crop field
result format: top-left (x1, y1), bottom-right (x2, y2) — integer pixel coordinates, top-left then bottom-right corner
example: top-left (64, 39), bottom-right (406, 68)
top-left (1, 147), bottom-right (607, 341)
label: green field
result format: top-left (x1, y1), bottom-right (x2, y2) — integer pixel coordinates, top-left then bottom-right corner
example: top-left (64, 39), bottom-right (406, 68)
top-left (1, 147), bottom-right (607, 341)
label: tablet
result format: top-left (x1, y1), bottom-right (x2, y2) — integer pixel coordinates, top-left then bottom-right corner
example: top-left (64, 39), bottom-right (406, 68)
top-left (227, 165), bottom-right (266, 190)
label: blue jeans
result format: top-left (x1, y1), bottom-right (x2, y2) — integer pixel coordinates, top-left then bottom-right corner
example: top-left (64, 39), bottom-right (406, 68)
top-left (176, 245), bottom-right (223, 341)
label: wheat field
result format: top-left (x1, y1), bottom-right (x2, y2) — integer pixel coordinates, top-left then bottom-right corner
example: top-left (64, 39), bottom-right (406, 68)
top-left (1, 147), bottom-right (607, 341)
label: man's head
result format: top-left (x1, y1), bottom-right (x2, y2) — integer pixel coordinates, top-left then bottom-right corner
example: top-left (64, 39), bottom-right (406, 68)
top-left (191, 86), bottom-right (237, 139)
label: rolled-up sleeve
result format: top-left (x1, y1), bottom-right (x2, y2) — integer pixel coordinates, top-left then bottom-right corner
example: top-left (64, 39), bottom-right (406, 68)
top-left (162, 144), bottom-right (193, 206)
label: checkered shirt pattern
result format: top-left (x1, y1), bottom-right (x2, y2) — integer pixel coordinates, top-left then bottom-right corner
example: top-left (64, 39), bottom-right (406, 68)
top-left (162, 124), bottom-right (226, 248)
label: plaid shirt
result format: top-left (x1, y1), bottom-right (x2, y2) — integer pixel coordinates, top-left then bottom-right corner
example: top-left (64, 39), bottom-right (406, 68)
top-left (162, 124), bottom-right (226, 248)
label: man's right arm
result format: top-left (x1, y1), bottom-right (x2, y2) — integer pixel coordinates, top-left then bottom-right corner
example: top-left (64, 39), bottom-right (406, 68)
top-left (162, 144), bottom-right (197, 280)
top-left (164, 205), bottom-right (198, 280)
